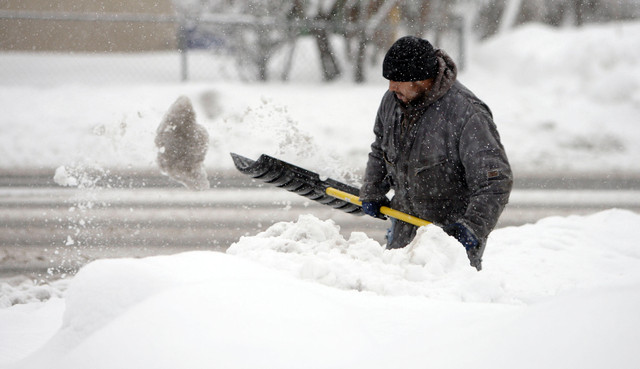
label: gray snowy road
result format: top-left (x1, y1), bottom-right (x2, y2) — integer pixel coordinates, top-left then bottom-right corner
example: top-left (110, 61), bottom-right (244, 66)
top-left (2, 171), bottom-right (640, 280)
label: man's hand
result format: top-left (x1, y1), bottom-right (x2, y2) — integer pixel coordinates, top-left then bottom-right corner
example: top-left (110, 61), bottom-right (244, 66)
top-left (361, 201), bottom-right (387, 220)
top-left (443, 222), bottom-right (482, 271)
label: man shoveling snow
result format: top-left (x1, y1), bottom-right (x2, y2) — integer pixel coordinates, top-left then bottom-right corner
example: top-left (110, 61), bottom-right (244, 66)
top-left (156, 69), bottom-right (511, 272)
top-left (359, 36), bottom-right (513, 271)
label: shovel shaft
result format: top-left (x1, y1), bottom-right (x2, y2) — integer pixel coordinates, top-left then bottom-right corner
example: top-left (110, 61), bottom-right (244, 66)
top-left (325, 187), bottom-right (432, 227)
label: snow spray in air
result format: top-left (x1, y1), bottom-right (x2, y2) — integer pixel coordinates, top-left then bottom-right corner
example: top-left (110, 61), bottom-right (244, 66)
top-left (155, 96), bottom-right (210, 190)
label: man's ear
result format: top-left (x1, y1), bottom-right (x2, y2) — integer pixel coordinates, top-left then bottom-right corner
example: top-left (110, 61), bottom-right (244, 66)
top-left (416, 79), bottom-right (434, 91)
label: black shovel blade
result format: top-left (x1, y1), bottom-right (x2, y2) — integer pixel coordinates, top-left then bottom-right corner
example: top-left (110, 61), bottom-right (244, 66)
top-left (230, 153), bottom-right (363, 215)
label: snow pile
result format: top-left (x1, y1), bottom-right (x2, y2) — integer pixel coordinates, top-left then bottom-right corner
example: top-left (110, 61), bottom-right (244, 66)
top-left (2, 209), bottom-right (640, 368)
top-left (228, 215), bottom-right (470, 296)
top-left (474, 22), bottom-right (640, 103)
top-left (9, 252), bottom-right (383, 369)
top-left (467, 21), bottom-right (640, 173)
top-left (1, 22), bottom-right (639, 176)
top-left (229, 210), bottom-right (640, 303)
top-left (0, 277), bottom-right (68, 308)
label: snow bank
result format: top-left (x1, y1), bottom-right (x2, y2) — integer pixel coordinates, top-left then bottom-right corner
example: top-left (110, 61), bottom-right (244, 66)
top-left (467, 21), bottom-right (640, 173)
top-left (3, 209), bottom-right (640, 369)
top-left (12, 252), bottom-right (385, 369)
top-left (474, 22), bottom-right (640, 102)
top-left (0, 297), bottom-right (65, 365)
top-left (229, 209), bottom-right (640, 303)
top-left (0, 277), bottom-right (67, 309)
top-left (1, 22), bottom-right (639, 176)
top-left (228, 216), bottom-right (470, 296)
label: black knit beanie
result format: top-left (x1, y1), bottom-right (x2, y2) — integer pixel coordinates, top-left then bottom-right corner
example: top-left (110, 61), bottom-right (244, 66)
top-left (383, 36), bottom-right (439, 82)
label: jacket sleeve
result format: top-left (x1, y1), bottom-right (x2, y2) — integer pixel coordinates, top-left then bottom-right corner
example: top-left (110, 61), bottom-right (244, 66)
top-left (360, 101), bottom-right (391, 203)
top-left (458, 109), bottom-right (513, 241)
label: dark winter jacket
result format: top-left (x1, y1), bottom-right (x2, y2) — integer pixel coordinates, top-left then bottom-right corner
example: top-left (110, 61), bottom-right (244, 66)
top-left (360, 50), bottom-right (512, 256)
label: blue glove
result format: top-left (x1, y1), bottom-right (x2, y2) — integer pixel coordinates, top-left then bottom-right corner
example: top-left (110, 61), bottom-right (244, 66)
top-left (443, 222), bottom-right (482, 271)
top-left (361, 201), bottom-right (387, 219)
top-left (443, 222), bottom-right (478, 250)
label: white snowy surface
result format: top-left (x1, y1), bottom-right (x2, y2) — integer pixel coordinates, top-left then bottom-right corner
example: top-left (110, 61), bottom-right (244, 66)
top-left (1, 209), bottom-right (640, 368)
top-left (1, 21), bottom-right (640, 369)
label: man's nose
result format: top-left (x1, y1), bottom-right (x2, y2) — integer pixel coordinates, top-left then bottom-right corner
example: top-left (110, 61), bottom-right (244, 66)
top-left (388, 81), bottom-right (399, 92)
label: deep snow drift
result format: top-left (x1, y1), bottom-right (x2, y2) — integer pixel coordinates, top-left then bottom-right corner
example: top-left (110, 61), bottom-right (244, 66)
top-left (2, 209), bottom-right (640, 369)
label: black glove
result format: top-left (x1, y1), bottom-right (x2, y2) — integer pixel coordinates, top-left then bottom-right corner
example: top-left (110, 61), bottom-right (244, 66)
top-left (361, 201), bottom-right (387, 220)
top-left (443, 222), bottom-right (482, 271)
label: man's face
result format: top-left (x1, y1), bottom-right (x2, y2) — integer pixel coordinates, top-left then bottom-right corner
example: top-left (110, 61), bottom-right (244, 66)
top-left (388, 79), bottom-right (434, 104)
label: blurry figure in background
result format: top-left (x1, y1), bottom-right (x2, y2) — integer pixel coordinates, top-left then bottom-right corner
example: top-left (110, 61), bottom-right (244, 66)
top-left (359, 36), bottom-right (512, 271)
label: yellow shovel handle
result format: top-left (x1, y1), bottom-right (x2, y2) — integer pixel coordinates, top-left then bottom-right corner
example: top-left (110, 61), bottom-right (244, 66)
top-left (325, 187), bottom-right (431, 227)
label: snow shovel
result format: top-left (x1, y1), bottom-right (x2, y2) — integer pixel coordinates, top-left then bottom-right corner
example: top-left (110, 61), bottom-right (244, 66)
top-left (230, 153), bottom-right (431, 228)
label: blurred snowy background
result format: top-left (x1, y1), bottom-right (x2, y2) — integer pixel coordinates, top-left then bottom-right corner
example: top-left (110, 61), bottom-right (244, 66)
top-left (1, 0), bottom-right (640, 177)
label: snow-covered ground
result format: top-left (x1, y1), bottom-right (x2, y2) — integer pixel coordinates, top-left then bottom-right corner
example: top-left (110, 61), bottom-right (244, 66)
top-left (1, 21), bottom-right (640, 368)
top-left (3, 210), bottom-right (640, 368)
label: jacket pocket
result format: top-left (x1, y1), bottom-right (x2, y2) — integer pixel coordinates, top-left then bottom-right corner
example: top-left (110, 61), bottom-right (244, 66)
top-left (414, 154), bottom-right (447, 175)
top-left (411, 154), bottom-right (463, 200)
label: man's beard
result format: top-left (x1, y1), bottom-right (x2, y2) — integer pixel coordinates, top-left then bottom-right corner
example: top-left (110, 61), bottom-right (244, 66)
top-left (394, 88), bottom-right (428, 107)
